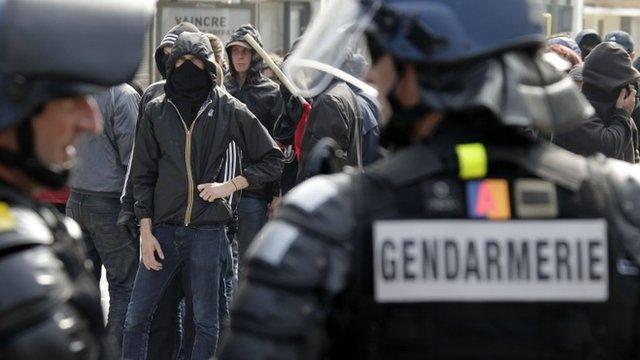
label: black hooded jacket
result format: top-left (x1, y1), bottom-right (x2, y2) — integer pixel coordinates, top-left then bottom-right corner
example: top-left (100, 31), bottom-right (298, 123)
top-left (297, 80), bottom-right (363, 183)
top-left (225, 24), bottom-right (284, 200)
top-left (132, 32), bottom-right (283, 226)
top-left (120, 23), bottom-right (199, 212)
top-left (555, 42), bottom-right (640, 163)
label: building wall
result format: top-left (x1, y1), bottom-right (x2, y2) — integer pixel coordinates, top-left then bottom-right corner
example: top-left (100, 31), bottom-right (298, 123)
top-left (135, 0), bottom-right (317, 87)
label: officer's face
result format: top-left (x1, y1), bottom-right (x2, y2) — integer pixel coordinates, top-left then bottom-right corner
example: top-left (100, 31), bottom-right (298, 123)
top-left (365, 53), bottom-right (398, 126)
top-left (32, 96), bottom-right (101, 169)
top-left (230, 45), bottom-right (252, 74)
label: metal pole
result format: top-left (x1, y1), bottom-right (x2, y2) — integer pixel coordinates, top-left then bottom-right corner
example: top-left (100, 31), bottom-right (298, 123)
top-left (572, 0), bottom-right (584, 34)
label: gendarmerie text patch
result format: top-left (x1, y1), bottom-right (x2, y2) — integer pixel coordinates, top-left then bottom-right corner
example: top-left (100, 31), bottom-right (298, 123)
top-left (373, 219), bottom-right (608, 303)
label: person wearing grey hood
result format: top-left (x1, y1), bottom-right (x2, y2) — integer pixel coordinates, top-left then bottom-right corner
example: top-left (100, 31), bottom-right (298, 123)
top-left (555, 42), bottom-right (640, 163)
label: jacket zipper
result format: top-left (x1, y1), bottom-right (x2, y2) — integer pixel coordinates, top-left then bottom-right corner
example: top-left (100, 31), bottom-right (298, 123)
top-left (168, 99), bottom-right (213, 226)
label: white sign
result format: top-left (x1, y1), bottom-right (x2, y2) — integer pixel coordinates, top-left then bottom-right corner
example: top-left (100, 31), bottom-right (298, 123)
top-left (159, 6), bottom-right (252, 44)
top-left (373, 220), bottom-right (608, 303)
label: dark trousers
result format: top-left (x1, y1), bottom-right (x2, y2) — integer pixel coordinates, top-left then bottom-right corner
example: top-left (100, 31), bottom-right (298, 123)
top-left (236, 197), bottom-right (268, 273)
top-left (148, 276), bottom-right (183, 360)
top-left (181, 225), bottom-right (236, 359)
top-left (66, 191), bottom-right (139, 351)
top-left (122, 225), bottom-right (225, 360)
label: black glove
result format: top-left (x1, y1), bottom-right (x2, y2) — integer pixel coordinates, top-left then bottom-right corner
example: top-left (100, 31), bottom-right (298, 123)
top-left (285, 95), bottom-right (303, 123)
top-left (116, 208), bottom-right (139, 244)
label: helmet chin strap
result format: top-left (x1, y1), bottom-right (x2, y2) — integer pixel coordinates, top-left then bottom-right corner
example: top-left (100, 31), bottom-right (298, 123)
top-left (0, 118), bottom-right (70, 190)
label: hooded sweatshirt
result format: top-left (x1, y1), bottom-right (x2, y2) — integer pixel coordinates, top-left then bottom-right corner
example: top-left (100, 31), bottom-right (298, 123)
top-left (224, 24), bottom-right (283, 201)
top-left (120, 22), bottom-right (200, 212)
top-left (132, 32), bottom-right (283, 226)
top-left (555, 42), bottom-right (640, 163)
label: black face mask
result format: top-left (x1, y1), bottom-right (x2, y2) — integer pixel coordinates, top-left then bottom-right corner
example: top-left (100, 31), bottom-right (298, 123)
top-left (166, 60), bottom-right (211, 102)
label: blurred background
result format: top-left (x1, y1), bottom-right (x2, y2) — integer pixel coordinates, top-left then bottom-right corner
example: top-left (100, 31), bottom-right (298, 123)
top-left (131, 0), bottom-right (640, 87)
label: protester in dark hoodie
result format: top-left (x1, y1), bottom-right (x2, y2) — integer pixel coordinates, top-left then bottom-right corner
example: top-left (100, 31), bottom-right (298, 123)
top-left (224, 24), bottom-right (283, 271)
top-left (555, 42), bottom-right (640, 163)
top-left (120, 23), bottom-right (242, 360)
top-left (273, 39), bottom-right (363, 186)
top-left (122, 32), bottom-right (282, 360)
top-left (118, 22), bottom-right (200, 360)
top-left (295, 74), bottom-right (363, 183)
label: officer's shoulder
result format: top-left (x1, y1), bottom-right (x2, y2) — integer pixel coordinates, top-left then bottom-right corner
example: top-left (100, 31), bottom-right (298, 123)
top-left (0, 201), bottom-right (56, 253)
top-left (279, 172), bottom-right (356, 241)
top-left (597, 157), bottom-right (640, 217)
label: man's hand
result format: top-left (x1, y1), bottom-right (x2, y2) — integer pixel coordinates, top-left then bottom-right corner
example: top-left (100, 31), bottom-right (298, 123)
top-left (617, 86), bottom-right (637, 115)
top-left (268, 196), bottom-right (282, 219)
top-left (197, 182), bottom-right (235, 202)
top-left (140, 228), bottom-right (164, 271)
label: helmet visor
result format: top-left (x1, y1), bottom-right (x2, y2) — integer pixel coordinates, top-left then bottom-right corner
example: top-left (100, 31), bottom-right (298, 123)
top-left (283, 0), bottom-right (379, 98)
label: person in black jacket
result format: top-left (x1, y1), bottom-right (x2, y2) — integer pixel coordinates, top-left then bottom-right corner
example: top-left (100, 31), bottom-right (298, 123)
top-left (120, 23), bottom-right (242, 360)
top-left (122, 32), bottom-right (282, 360)
top-left (224, 24), bottom-right (284, 272)
top-left (555, 42), bottom-right (640, 163)
top-left (118, 22), bottom-right (201, 360)
top-left (296, 79), bottom-right (364, 183)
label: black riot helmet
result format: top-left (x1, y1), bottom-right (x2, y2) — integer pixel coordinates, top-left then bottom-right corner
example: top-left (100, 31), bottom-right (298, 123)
top-left (0, 0), bottom-right (153, 188)
top-left (284, 0), bottom-right (593, 141)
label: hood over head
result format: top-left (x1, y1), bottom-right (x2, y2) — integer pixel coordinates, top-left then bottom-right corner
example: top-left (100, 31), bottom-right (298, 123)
top-left (226, 24), bottom-right (264, 80)
top-left (166, 31), bottom-right (218, 86)
top-left (155, 22), bottom-right (200, 78)
top-left (583, 42), bottom-right (640, 94)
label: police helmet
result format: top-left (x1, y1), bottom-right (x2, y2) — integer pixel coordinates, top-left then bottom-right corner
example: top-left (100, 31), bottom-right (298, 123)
top-left (0, 0), bottom-right (153, 188)
top-left (284, 0), bottom-right (592, 133)
top-left (0, 0), bottom-right (153, 131)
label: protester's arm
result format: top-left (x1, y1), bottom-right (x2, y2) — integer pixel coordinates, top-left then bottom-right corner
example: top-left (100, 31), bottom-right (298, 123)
top-left (297, 95), bottom-right (349, 180)
top-left (120, 87), bottom-right (156, 211)
top-left (269, 87), bottom-right (285, 210)
top-left (581, 110), bottom-right (633, 158)
top-left (113, 85), bottom-right (141, 168)
top-left (233, 107), bottom-right (284, 188)
top-left (555, 88), bottom-right (637, 159)
top-left (131, 107), bottom-right (159, 221)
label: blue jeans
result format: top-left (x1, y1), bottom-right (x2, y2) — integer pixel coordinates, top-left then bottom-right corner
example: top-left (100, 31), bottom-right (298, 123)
top-left (66, 191), bottom-right (139, 351)
top-left (122, 225), bottom-right (225, 360)
top-left (236, 197), bottom-right (268, 273)
top-left (181, 228), bottom-right (235, 360)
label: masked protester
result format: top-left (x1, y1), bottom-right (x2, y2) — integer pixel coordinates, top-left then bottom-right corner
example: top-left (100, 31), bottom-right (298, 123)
top-left (123, 31), bottom-right (283, 360)
top-left (0, 0), bottom-right (151, 359)
top-left (118, 23), bottom-right (242, 360)
top-left (220, 0), bottom-right (640, 359)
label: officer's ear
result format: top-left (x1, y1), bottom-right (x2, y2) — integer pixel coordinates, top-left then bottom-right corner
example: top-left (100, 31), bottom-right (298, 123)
top-left (394, 63), bottom-right (421, 108)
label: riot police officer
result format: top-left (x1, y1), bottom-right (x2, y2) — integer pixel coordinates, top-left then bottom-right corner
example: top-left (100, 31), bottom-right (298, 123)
top-left (220, 0), bottom-right (640, 359)
top-left (0, 0), bottom-right (151, 359)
